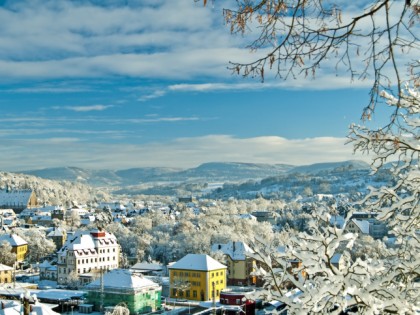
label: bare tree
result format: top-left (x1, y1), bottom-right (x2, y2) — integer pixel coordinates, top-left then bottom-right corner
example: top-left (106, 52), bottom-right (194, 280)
top-left (200, 0), bottom-right (419, 115)
top-left (0, 241), bottom-right (16, 266)
top-left (105, 303), bottom-right (130, 315)
top-left (171, 275), bottom-right (192, 299)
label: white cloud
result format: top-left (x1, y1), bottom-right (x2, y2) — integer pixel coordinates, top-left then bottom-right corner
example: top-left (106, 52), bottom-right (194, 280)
top-left (54, 105), bottom-right (114, 112)
top-left (0, 0), bottom-right (413, 89)
top-left (138, 89), bottom-right (167, 102)
top-left (3, 86), bottom-right (92, 93)
top-left (0, 135), bottom-right (371, 171)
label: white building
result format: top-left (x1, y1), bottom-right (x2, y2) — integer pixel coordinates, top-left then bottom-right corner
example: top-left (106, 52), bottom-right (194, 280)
top-left (57, 229), bottom-right (120, 285)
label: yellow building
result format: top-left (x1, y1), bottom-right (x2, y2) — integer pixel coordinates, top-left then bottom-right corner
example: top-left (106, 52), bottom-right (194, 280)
top-left (0, 264), bottom-right (13, 283)
top-left (169, 254), bottom-right (227, 302)
top-left (0, 234), bottom-right (28, 264)
top-left (211, 241), bottom-right (257, 286)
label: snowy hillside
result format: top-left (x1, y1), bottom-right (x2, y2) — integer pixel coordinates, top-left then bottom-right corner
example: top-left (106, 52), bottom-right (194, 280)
top-left (289, 160), bottom-right (370, 174)
top-left (18, 162), bottom-right (293, 186)
top-left (6, 160), bottom-right (384, 200)
top-left (0, 171), bottom-right (111, 205)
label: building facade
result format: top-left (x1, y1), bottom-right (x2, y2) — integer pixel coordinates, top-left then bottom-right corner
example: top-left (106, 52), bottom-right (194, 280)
top-left (168, 254), bottom-right (227, 302)
top-left (0, 264), bottom-right (13, 283)
top-left (86, 269), bottom-right (161, 314)
top-left (211, 241), bottom-right (257, 286)
top-left (220, 287), bottom-right (256, 315)
top-left (0, 233), bottom-right (28, 265)
top-left (47, 227), bottom-right (67, 250)
top-left (57, 229), bottom-right (120, 285)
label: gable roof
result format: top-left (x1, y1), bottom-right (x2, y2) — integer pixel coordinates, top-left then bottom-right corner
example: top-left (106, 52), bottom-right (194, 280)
top-left (47, 227), bottom-right (66, 237)
top-left (211, 241), bottom-right (254, 261)
top-left (169, 254), bottom-right (226, 271)
top-left (0, 233), bottom-right (28, 246)
top-left (58, 229), bottom-right (117, 254)
top-left (349, 219), bottom-right (370, 234)
top-left (0, 189), bottom-right (33, 206)
top-left (0, 264), bottom-right (13, 271)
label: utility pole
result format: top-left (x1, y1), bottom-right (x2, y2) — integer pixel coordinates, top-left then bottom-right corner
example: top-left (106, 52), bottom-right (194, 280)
top-left (100, 268), bottom-right (104, 312)
top-left (212, 282), bottom-right (216, 315)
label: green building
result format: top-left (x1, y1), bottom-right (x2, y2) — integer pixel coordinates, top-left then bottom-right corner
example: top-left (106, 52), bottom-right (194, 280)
top-left (85, 269), bottom-right (162, 314)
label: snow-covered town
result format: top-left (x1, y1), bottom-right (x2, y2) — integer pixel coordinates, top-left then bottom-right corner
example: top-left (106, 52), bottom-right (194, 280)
top-left (0, 0), bottom-right (418, 314)
top-left (0, 157), bottom-right (415, 315)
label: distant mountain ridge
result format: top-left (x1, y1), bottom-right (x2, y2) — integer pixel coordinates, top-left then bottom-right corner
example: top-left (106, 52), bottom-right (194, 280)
top-left (290, 160), bottom-right (370, 174)
top-left (15, 160), bottom-right (370, 187)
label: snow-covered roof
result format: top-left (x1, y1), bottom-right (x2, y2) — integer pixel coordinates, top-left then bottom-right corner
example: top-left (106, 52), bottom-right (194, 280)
top-left (351, 219), bottom-right (370, 234)
top-left (28, 304), bottom-right (61, 315)
top-left (130, 262), bottom-right (164, 272)
top-left (211, 241), bottom-right (254, 261)
top-left (58, 229), bottom-right (117, 255)
top-left (86, 269), bottom-right (160, 293)
top-left (35, 289), bottom-right (86, 301)
top-left (169, 254), bottom-right (226, 271)
top-left (237, 213), bottom-right (257, 221)
top-left (0, 189), bottom-right (33, 206)
top-left (47, 227), bottom-right (66, 237)
top-left (0, 233), bottom-right (28, 246)
top-left (0, 264), bottom-right (13, 271)
top-left (0, 300), bottom-right (60, 315)
top-left (0, 302), bottom-right (20, 315)
top-left (0, 209), bottom-right (16, 216)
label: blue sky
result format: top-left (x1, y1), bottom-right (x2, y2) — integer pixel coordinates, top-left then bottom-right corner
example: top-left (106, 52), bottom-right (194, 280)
top-left (0, 0), bottom-right (400, 171)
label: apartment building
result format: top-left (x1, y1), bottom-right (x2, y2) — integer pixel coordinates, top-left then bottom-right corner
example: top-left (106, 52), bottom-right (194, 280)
top-left (57, 229), bottom-right (120, 285)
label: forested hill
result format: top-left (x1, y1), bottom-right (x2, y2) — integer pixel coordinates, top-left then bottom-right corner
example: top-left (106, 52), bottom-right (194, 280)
top-left (14, 160), bottom-right (369, 187)
top-left (0, 171), bottom-right (111, 205)
top-left (1, 160), bottom-right (388, 202)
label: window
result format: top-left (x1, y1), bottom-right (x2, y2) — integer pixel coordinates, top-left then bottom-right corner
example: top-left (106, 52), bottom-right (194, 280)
top-left (186, 291), bottom-right (190, 298)
top-left (193, 291), bottom-right (197, 298)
